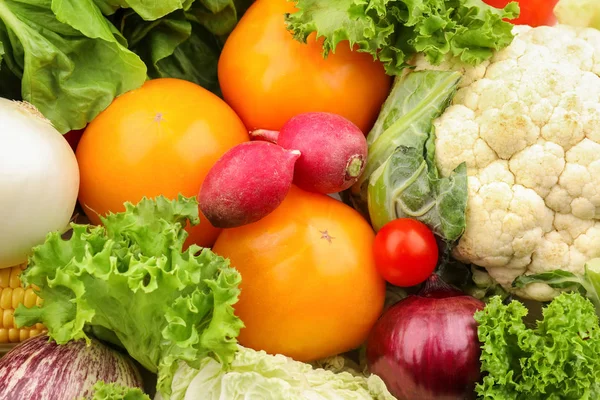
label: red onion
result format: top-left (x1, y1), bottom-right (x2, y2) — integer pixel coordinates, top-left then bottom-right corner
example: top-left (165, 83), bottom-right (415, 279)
top-left (366, 274), bottom-right (485, 400)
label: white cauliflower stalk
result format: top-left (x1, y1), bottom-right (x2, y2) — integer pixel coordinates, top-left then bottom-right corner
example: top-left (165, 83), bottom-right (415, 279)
top-left (416, 25), bottom-right (600, 300)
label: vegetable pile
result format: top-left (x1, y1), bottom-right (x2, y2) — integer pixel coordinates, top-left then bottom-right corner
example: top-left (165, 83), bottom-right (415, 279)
top-left (416, 23), bottom-right (600, 301)
top-left (1, 0), bottom-right (600, 399)
top-left (15, 196), bottom-right (243, 396)
top-left (0, 0), bottom-right (251, 133)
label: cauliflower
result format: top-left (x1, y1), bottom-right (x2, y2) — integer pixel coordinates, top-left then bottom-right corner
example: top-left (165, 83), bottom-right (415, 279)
top-left (555, 0), bottom-right (600, 30)
top-left (415, 25), bottom-right (600, 300)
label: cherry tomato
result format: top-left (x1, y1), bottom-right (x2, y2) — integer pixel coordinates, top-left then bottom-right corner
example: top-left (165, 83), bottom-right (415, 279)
top-left (218, 0), bottom-right (392, 133)
top-left (213, 186), bottom-right (386, 362)
top-left (373, 219), bottom-right (438, 287)
top-left (483, 0), bottom-right (559, 27)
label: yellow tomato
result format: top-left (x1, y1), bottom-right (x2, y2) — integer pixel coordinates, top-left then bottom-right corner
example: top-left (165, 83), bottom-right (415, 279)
top-left (76, 78), bottom-right (249, 247)
top-left (213, 186), bottom-right (386, 362)
top-left (218, 0), bottom-right (392, 133)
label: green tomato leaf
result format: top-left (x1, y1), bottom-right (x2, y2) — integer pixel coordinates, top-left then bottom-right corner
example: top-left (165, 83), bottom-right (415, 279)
top-left (15, 195), bottom-right (243, 398)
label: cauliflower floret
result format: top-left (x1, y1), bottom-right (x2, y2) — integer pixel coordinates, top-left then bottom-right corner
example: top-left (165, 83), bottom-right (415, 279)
top-left (416, 25), bottom-right (600, 300)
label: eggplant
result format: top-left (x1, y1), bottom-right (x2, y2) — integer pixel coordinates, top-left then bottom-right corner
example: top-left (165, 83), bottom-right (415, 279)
top-left (0, 335), bottom-right (143, 400)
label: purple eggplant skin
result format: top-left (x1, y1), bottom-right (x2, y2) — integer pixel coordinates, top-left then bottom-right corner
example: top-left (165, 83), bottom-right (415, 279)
top-left (0, 335), bottom-right (144, 400)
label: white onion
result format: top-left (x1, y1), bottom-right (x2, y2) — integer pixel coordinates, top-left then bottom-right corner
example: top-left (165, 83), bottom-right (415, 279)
top-left (0, 98), bottom-right (80, 268)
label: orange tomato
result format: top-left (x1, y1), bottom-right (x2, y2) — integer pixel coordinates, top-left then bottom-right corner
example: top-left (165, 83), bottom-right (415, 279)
top-left (218, 0), bottom-right (392, 134)
top-left (76, 78), bottom-right (249, 247)
top-left (213, 186), bottom-right (386, 362)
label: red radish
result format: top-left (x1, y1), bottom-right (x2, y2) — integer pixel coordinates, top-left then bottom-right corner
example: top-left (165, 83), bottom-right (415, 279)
top-left (199, 141), bottom-right (300, 228)
top-left (251, 112), bottom-right (368, 194)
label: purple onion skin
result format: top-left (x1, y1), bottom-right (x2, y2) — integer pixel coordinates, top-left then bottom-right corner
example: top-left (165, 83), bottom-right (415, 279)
top-left (367, 275), bottom-right (485, 400)
top-left (0, 335), bottom-right (143, 400)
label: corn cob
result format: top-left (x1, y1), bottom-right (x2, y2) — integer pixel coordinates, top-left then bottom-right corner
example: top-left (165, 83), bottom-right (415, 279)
top-left (0, 264), bottom-right (46, 343)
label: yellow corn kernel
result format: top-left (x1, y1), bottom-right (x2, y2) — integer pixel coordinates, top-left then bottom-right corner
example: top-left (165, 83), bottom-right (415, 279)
top-left (19, 329), bottom-right (29, 342)
top-left (0, 288), bottom-right (12, 310)
top-left (2, 310), bottom-right (13, 329)
top-left (0, 264), bottom-right (46, 344)
top-left (9, 267), bottom-right (22, 289)
top-left (24, 288), bottom-right (37, 308)
top-left (8, 328), bottom-right (19, 342)
top-left (11, 287), bottom-right (24, 310)
top-left (0, 270), bottom-right (10, 289)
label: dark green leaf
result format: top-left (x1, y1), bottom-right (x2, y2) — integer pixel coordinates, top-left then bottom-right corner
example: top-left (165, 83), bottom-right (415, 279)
top-left (118, 0), bottom-right (252, 95)
top-left (121, 11), bottom-right (222, 93)
top-left (92, 0), bottom-right (194, 20)
top-left (0, 0), bottom-right (147, 133)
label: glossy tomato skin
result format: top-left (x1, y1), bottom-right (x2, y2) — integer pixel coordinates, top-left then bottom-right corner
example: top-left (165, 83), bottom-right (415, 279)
top-left (218, 0), bottom-right (392, 133)
top-left (213, 186), bottom-right (386, 362)
top-left (483, 0), bottom-right (559, 27)
top-left (373, 219), bottom-right (438, 287)
top-left (76, 78), bottom-right (249, 247)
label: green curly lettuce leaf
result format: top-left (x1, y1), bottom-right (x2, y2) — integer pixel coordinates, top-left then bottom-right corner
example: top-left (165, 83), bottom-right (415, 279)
top-left (0, 0), bottom-right (147, 133)
top-left (474, 293), bottom-right (600, 399)
top-left (15, 195), bottom-right (243, 399)
top-left (285, 0), bottom-right (520, 75)
top-left (87, 381), bottom-right (151, 400)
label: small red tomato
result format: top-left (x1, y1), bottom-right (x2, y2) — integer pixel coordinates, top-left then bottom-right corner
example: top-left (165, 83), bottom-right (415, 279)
top-left (373, 219), bottom-right (438, 287)
top-left (483, 0), bottom-right (559, 27)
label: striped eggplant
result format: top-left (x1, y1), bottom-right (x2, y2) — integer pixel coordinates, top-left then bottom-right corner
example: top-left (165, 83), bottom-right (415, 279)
top-left (0, 335), bottom-right (144, 400)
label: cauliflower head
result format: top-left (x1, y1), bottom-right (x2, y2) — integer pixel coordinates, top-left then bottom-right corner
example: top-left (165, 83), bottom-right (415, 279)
top-left (416, 25), bottom-right (600, 300)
